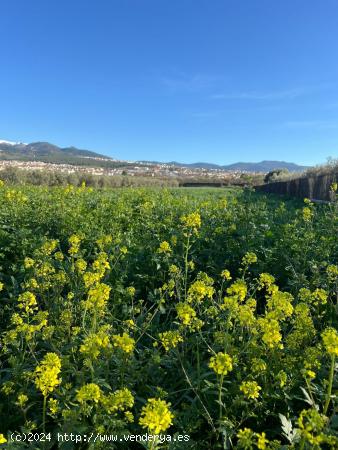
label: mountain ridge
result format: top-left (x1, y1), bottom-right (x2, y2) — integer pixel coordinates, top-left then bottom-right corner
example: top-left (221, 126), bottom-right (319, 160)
top-left (138, 159), bottom-right (309, 172)
top-left (0, 139), bottom-right (309, 172)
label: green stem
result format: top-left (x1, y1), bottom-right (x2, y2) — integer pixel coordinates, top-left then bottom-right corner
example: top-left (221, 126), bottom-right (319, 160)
top-left (218, 374), bottom-right (224, 424)
top-left (42, 395), bottom-right (47, 436)
top-left (149, 438), bottom-right (157, 450)
top-left (92, 310), bottom-right (97, 332)
top-left (184, 234), bottom-right (191, 301)
top-left (82, 304), bottom-right (88, 330)
top-left (196, 339), bottom-right (201, 389)
top-left (304, 377), bottom-right (315, 407)
top-left (323, 355), bottom-right (335, 415)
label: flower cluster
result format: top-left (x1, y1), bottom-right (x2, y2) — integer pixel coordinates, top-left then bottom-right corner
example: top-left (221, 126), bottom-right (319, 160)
top-left (76, 383), bottom-right (101, 404)
top-left (158, 330), bottom-right (183, 351)
top-left (226, 279), bottom-right (247, 301)
top-left (68, 234), bottom-right (82, 256)
top-left (112, 332), bottom-right (135, 354)
top-left (80, 326), bottom-right (111, 359)
top-left (34, 353), bottom-right (61, 397)
top-left (157, 241), bottom-right (172, 254)
top-left (209, 352), bottom-right (233, 375)
top-left (139, 398), bottom-right (174, 434)
top-left (102, 388), bottom-right (134, 413)
top-left (180, 212), bottom-right (201, 233)
top-left (83, 282), bottom-right (111, 311)
top-left (257, 318), bottom-right (283, 349)
top-left (322, 328), bottom-right (338, 357)
top-left (242, 252), bottom-right (257, 265)
top-left (240, 381), bottom-right (261, 400)
top-left (187, 273), bottom-right (214, 303)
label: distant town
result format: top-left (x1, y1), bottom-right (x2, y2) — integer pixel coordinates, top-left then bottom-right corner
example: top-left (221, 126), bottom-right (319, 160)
top-left (0, 159), bottom-right (260, 184)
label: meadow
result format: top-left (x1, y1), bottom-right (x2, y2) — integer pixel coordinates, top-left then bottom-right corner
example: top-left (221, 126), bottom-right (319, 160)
top-left (0, 183), bottom-right (337, 449)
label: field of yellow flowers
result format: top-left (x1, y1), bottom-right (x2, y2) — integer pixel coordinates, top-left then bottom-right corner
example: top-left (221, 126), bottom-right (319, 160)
top-left (0, 183), bottom-right (337, 449)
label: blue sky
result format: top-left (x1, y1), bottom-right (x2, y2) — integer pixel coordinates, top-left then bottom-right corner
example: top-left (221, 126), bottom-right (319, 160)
top-left (1, 0), bottom-right (338, 166)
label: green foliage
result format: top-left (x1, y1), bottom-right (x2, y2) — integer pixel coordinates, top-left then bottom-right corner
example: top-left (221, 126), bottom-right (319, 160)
top-left (0, 184), bottom-right (337, 449)
top-left (264, 169), bottom-right (289, 183)
top-left (0, 167), bottom-right (180, 188)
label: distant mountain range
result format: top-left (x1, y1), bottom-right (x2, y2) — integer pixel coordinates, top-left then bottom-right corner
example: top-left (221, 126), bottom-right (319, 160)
top-left (0, 140), bottom-right (123, 169)
top-left (148, 160), bottom-right (308, 172)
top-left (0, 140), bottom-right (113, 160)
top-left (0, 139), bottom-right (309, 173)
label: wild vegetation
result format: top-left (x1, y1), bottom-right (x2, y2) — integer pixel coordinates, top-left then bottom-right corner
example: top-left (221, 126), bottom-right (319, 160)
top-left (264, 159), bottom-right (338, 184)
top-left (0, 167), bottom-right (180, 188)
top-left (0, 183), bottom-right (337, 449)
top-left (0, 167), bottom-right (263, 188)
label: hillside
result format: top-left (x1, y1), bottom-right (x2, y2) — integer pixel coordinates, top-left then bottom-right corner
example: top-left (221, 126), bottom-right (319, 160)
top-left (0, 139), bottom-right (308, 173)
top-left (0, 141), bottom-right (127, 169)
top-left (140, 159), bottom-right (308, 173)
top-left (222, 160), bottom-right (308, 172)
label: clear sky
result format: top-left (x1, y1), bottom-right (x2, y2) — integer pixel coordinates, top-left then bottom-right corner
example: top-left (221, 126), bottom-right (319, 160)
top-left (1, 0), bottom-right (338, 165)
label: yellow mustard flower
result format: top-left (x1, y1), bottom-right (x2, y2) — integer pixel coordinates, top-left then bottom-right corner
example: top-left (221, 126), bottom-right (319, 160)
top-left (16, 394), bottom-right (28, 407)
top-left (92, 252), bottom-right (110, 276)
top-left (126, 286), bottom-right (136, 297)
top-left (83, 271), bottom-right (101, 288)
top-left (34, 353), bottom-right (61, 397)
top-left (102, 388), bottom-right (134, 413)
top-left (311, 288), bottom-right (328, 306)
top-left (242, 252), bottom-right (258, 265)
top-left (180, 212), bottom-right (201, 234)
top-left (227, 280), bottom-right (247, 302)
top-left (258, 318), bottom-right (283, 349)
top-left (220, 269), bottom-right (232, 280)
top-left (209, 352), bottom-right (233, 375)
top-left (266, 291), bottom-right (294, 321)
top-left (84, 282), bottom-right (111, 311)
top-left (187, 277), bottom-right (214, 303)
top-left (54, 251), bottom-right (64, 261)
top-left (169, 264), bottom-right (179, 275)
top-left (112, 332), bottom-right (135, 354)
top-left (258, 273), bottom-right (279, 294)
top-left (276, 370), bottom-right (287, 388)
top-left (125, 411), bottom-right (134, 423)
top-left (96, 234), bottom-right (112, 250)
top-left (237, 428), bottom-right (255, 448)
top-left (68, 234), bottom-right (82, 256)
top-left (251, 358), bottom-right (267, 374)
top-left (75, 258), bottom-right (87, 273)
top-left (48, 398), bottom-right (59, 415)
top-left (139, 398), bottom-right (174, 434)
top-left (322, 328), bottom-right (338, 357)
top-left (80, 327), bottom-right (111, 359)
top-left (1, 381), bottom-right (15, 395)
top-left (157, 241), bottom-right (172, 254)
top-left (327, 264), bottom-right (338, 281)
top-left (240, 381), bottom-right (261, 400)
top-left (237, 303), bottom-right (256, 328)
top-left (76, 383), bottom-right (101, 403)
top-left (176, 303), bottom-right (196, 325)
top-left (40, 239), bottom-right (58, 256)
top-left (302, 207), bottom-right (313, 221)
top-left (158, 330), bottom-right (183, 351)
top-left (297, 409), bottom-right (327, 446)
top-left (256, 432), bottom-right (269, 449)
top-left (18, 291), bottom-right (38, 315)
top-left (24, 257), bottom-right (35, 269)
